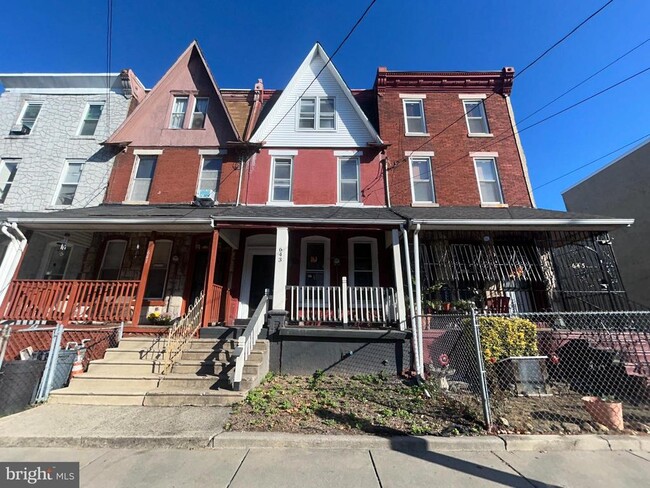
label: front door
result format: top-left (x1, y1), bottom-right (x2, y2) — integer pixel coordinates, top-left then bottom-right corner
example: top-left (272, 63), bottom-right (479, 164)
top-left (189, 249), bottom-right (209, 306)
top-left (248, 255), bottom-right (274, 316)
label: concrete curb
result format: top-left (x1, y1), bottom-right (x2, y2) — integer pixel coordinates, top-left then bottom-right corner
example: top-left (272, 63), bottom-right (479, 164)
top-left (210, 432), bottom-right (648, 452)
top-left (0, 436), bottom-right (210, 450)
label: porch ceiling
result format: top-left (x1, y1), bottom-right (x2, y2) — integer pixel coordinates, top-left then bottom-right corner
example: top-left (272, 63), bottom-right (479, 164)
top-left (392, 206), bottom-right (634, 231)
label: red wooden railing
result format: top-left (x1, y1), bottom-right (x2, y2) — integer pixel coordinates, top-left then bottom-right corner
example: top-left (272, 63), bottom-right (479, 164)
top-left (2, 280), bottom-right (140, 324)
top-left (206, 284), bottom-right (224, 325)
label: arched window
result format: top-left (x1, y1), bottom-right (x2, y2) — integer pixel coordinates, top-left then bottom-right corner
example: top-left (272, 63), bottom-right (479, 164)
top-left (300, 237), bottom-right (330, 286)
top-left (348, 237), bottom-right (378, 287)
top-left (98, 239), bottom-right (127, 280)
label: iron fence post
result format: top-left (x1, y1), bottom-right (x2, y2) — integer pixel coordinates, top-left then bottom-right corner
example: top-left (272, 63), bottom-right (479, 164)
top-left (118, 321), bottom-right (124, 344)
top-left (471, 308), bottom-right (492, 430)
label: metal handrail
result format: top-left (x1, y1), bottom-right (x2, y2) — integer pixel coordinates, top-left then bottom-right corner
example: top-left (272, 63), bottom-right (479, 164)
top-left (231, 293), bottom-right (268, 390)
top-left (162, 291), bottom-right (204, 375)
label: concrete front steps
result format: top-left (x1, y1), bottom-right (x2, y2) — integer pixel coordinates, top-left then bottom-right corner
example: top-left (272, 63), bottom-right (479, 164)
top-left (48, 336), bottom-right (269, 406)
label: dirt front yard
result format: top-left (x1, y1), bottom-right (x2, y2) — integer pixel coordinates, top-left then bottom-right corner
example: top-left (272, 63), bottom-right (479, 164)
top-left (226, 372), bottom-right (484, 436)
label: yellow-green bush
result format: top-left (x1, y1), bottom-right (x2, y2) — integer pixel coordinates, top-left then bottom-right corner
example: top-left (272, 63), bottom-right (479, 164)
top-left (478, 316), bottom-right (538, 362)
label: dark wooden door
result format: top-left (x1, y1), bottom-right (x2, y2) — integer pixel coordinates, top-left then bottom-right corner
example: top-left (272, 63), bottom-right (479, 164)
top-left (248, 255), bottom-right (274, 316)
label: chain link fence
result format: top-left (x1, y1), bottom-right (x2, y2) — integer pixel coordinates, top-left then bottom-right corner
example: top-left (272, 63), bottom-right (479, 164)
top-left (421, 310), bottom-right (650, 435)
top-left (0, 323), bottom-right (122, 417)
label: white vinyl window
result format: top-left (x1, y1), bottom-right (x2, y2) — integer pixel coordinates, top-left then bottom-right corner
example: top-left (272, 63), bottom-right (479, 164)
top-left (190, 97), bottom-right (209, 129)
top-left (339, 157), bottom-right (360, 203)
top-left (78, 103), bottom-right (104, 136)
top-left (298, 97), bottom-right (336, 130)
top-left (271, 157), bottom-right (293, 202)
top-left (144, 240), bottom-right (173, 299)
top-left (129, 156), bottom-right (157, 202)
top-left (348, 238), bottom-right (379, 287)
top-left (474, 158), bottom-right (504, 204)
top-left (300, 237), bottom-right (331, 287)
top-left (463, 100), bottom-right (490, 135)
top-left (410, 157), bottom-right (435, 203)
top-left (403, 99), bottom-right (426, 134)
top-left (197, 156), bottom-right (222, 198)
top-left (53, 161), bottom-right (84, 206)
top-left (14, 102), bottom-right (43, 134)
top-left (169, 96), bottom-right (189, 129)
top-left (98, 240), bottom-right (127, 280)
top-left (0, 160), bottom-right (19, 204)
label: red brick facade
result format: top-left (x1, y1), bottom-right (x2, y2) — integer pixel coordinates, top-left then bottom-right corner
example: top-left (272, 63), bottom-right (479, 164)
top-left (376, 68), bottom-right (533, 208)
top-left (105, 147), bottom-right (241, 204)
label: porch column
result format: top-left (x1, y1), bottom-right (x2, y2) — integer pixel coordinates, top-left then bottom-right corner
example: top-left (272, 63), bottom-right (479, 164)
top-left (202, 229), bottom-right (219, 327)
top-left (391, 229), bottom-right (407, 330)
top-left (272, 227), bottom-right (289, 310)
top-left (0, 224), bottom-right (28, 312)
top-left (132, 236), bottom-right (156, 326)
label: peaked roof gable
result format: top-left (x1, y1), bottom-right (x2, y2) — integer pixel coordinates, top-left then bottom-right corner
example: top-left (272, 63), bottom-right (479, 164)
top-left (106, 41), bottom-right (240, 146)
top-left (251, 43), bottom-right (383, 147)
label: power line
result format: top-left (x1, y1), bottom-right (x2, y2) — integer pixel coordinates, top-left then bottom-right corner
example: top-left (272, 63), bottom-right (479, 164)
top-left (517, 37), bottom-right (649, 126)
top-left (402, 0), bottom-right (616, 160)
top-left (371, 65), bottom-right (650, 199)
top-left (259, 0), bottom-right (378, 141)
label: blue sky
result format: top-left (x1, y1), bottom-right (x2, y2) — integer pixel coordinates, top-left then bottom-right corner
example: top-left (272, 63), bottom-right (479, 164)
top-left (1, 0), bottom-right (648, 210)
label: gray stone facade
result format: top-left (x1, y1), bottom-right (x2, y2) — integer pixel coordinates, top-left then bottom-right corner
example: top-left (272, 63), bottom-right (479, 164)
top-left (0, 77), bottom-right (129, 212)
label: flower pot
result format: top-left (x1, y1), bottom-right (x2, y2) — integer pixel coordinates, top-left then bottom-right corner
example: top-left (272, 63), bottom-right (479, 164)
top-left (582, 396), bottom-right (624, 430)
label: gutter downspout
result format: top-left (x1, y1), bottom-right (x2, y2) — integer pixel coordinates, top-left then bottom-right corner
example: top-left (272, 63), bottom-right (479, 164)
top-left (0, 222), bottom-right (27, 306)
top-left (383, 153), bottom-right (391, 208)
top-left (402, 226), bottom-right (419, 377)
top-left (412, 223), bottom-right (424, 376)
top-left (236, 154), bottom-right (245, 206)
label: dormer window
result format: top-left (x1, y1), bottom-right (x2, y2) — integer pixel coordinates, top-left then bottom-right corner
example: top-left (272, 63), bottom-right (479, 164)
top-left (298, 97), bottom-right (336, 130)
top-left (169, 96), bottom-right (188, 129)
top-left (190, 98), bottom-right (209, 129)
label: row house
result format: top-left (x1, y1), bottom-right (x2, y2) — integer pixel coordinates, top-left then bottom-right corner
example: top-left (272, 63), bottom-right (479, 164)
top-left (0, 42), bottom-right (635, 375)
top-left (375, 67), bottom-right (634, 322)
top-left (0, 71), bottom-right (142, 303)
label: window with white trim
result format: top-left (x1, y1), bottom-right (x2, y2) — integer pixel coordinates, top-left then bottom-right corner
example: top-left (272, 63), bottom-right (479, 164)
top-left (348, 238), bottom-right (378, 287)
top-left (53, 161), bottom-right (84, 206)
top-left (98, 240), bottom-right (127, 280)
top-left (129, 156), bottom-right (157, 201)
top-left (197, 156), bottom-right (222, 198)
top-left (463, 100), bottom-right (490, 135)
top-left (474, 158), bottom-right (504, 204)
top-left (409, 157), bottom-right (435, 203)
top-left (144, 240), bottom-right (173, 299)
top-left (190, 98), bottom-right (209, 129)
top-left (403, 99), bottom-right (426, 134)
top-left (14, 102), bottom-right (43, 135)
top-left (339, 157), bottom-right (360, 203)
top-left (300, 237), bottom-right (330, 286)
top-left (169, 96), bottom-right (189, 129)
top-left (78, 103), bottom-right (104, 136)
top-left (0, 160), bottom-right (19, 204)
top-left (271, 157), bottom-right (293, 202)
top-left (298, 96), bottom-right (336, 130)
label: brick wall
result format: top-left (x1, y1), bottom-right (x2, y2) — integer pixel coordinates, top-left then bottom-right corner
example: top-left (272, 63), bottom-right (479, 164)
top-left (377, 91), bottom-right (532, 207)
top-left (105, 147), bottom-right (240, 204)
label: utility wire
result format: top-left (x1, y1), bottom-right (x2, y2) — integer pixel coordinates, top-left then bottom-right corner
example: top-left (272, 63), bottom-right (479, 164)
top-left (258, 0), bottom-right (378, 141)
top-left (367, 66), bottom-right (650, 199)
top-left (402, 0), bottom-right (616, 160)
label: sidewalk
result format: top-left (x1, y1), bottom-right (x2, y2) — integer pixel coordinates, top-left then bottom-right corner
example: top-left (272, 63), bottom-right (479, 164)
top-left (1, 446), bottom-right (648, 487)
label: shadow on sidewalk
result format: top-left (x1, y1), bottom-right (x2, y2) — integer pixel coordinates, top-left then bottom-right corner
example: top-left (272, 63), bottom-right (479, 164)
top-left (315, 408), bottom-right (558, 487)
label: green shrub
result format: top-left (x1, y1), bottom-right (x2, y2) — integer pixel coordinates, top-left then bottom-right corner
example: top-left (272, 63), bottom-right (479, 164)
top-left (478, 316), bottom-right (538, 362)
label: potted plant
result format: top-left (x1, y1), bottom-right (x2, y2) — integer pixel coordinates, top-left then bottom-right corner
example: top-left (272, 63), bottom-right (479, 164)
top-left (478, 316), bottom-right (549, 395)
top-left (582, 396), bottom-right (624, 430)
top-left (147, 311), bottom-right (173, 326)
top-left (452, 299), bottom-right (475, 313)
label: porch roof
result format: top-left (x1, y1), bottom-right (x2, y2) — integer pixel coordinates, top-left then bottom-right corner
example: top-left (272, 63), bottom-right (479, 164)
top-left (392, 206), bottom-right (634, 231)
top-left (1, 205), bottom-right (216, 232)
top-left (211, 206), bottom-right (403, 227)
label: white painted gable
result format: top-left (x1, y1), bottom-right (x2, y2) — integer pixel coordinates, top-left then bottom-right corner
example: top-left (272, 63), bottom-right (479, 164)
top-left (251, 44), bottom-right (382, 148)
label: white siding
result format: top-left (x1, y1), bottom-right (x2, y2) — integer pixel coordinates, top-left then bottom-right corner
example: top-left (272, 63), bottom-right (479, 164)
top-left (253, 52), bottom-right (378, 147)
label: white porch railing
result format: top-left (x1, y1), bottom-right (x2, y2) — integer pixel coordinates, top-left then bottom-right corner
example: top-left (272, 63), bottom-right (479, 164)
top-left (231, 293), bottom-right (268, 390)
top-left (286, 277), bottom-right (399, 325)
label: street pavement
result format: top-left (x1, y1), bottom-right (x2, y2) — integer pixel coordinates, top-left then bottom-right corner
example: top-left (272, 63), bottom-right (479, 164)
top-left (0, 446), bottom-right (648, 487)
